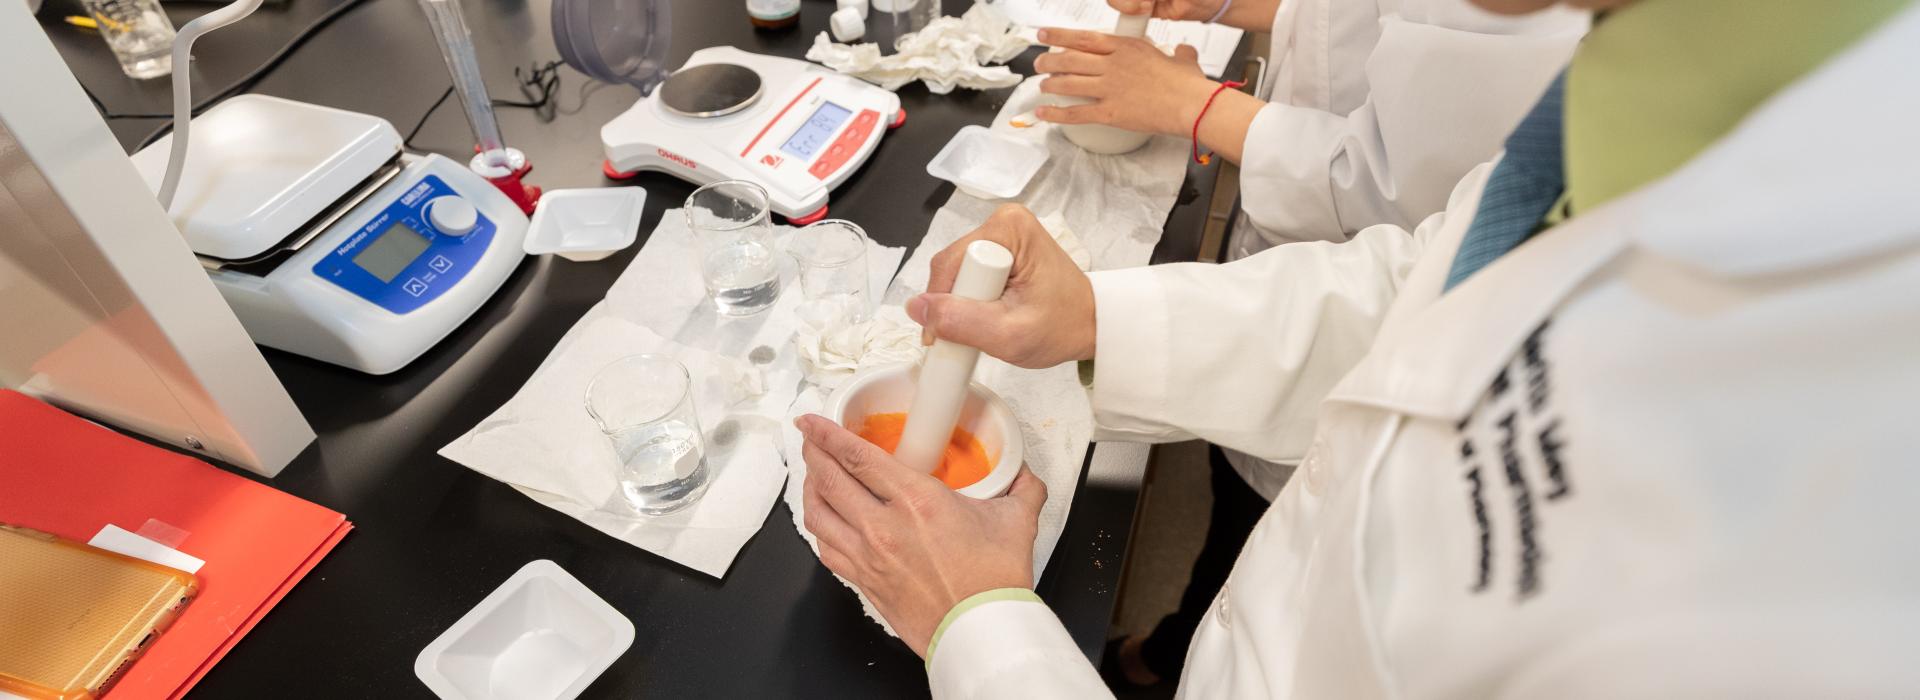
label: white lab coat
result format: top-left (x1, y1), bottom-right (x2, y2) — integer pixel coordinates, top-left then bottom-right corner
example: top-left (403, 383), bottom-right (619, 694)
top-left (1221, 0), bottom-right (1586, 497)
top-left (1230, 0), bottom-right (1585, 254)
top-left (927, 7), bottom-right (1920, 698)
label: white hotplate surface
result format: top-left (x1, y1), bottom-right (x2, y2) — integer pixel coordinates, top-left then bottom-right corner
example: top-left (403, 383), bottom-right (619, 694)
top-left (131, 95), bottom-right (402, 261)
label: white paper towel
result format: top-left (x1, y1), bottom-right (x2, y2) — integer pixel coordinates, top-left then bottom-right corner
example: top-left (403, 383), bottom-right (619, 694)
top-left (793, 304), bottom-right (925, 391)
top-left (440, 316), bottom-right (786, 578)
top-left (778, 72), bottom-right (1188, 634)
top-left (807, 2), bottom-right (1032, 93)
top-left (442, 211), bottom-right (905, 578)
top-left (887, 76), bottom-right (1188, 302)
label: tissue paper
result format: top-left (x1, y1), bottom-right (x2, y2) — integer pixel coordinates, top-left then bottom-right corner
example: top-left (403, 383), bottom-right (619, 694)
top-left (443, 211), bottom-right (904, 578)
top-left (440, 316), bottom-right (786, 578)
top-left (807, 2), bottom-right (1031, 93)
top-left (888, 76), bottom-right (1187, 300)
top-left (793, 304), bottom-right (925, 390)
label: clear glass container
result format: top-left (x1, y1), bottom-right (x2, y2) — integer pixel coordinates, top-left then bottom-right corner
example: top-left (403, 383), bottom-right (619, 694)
top-left (877, 0), bottom-right (940, 48)
top-left (789, 219), bottom-right (871, 323)
top-left (685, 180), bottom-right (782, 316)
top-left (80, 0), bottom-right (176, 79)
top-left (585, 355), bottom-right (711, 516)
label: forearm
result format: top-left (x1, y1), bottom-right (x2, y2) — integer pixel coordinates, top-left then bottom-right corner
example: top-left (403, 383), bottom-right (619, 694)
top-left (1156, 73), bottom-right (1260, 162)
top-left (1190, 86), bottom-right (1263, 165)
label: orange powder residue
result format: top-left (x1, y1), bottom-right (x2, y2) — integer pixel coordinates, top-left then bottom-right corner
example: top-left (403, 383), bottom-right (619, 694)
top-left (856, 412), bottom-right (992, 490)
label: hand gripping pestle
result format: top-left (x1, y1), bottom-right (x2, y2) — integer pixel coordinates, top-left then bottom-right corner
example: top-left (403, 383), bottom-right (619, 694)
top-left (894, 241), bottom-right (1015, 475)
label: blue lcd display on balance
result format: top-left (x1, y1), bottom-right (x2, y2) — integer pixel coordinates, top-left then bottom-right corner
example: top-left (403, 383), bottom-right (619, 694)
top-left (312, 175), bottom-right (495, 314)
top-left (781, 102), bottom-right (852, 160)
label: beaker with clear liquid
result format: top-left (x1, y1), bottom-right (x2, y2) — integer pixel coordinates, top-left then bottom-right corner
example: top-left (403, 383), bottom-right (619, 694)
top-left (80, 0), bottom-right (177, 79)
top-left (586, 355), bottom-right (712, 516)
top-left (686, 180), bottom-right (782, 316)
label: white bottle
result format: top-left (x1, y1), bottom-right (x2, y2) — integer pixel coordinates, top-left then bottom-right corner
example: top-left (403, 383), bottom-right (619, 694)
top-left (1057, 13), bottom-right (1155, 155)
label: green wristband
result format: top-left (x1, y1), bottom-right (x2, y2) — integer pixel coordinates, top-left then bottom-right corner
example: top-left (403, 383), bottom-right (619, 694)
top-left (925, 588), bottom-right (1043, 668)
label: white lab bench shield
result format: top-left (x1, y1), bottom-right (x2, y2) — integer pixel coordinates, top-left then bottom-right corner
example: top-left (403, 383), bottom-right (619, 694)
top-left (0, 6), bottom-right (313, 476)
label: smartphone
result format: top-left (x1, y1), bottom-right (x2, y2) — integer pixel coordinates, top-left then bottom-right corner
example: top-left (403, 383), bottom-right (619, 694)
top-left (0, 524), bottom-right (197, 700)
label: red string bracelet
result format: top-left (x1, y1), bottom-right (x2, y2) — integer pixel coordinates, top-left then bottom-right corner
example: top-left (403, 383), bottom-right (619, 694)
top-left (1192, 80), bottom-right (1246, 165)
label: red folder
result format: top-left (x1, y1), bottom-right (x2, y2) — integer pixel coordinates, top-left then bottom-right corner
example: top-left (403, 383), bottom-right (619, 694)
top-left (0, 390), bottom-right (351, 699)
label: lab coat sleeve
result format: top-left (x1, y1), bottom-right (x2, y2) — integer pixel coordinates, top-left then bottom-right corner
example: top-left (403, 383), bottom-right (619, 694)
top-left (925, 598), bottom-right (1112, 700)
top-left (1088, 209), bottom-right (1444, 464)
top-left (1237, 11), bottom-right (1581, 243)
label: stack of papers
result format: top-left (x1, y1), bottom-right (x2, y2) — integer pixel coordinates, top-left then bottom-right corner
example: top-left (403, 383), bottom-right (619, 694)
top-left (992, 0), bottom-right (1246, 77)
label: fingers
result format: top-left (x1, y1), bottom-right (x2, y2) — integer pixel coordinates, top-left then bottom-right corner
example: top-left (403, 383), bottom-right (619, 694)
top-left (1106, 0), bottom-right (1152, 14)
top-left (1032, 50), bottom-right (1105, 77)
top-left (1173, 43), bottom-right (1199, 64)
top-left (798, 414), bottom-right (931, 503)
top-left (817, 539), bottom-right (863, 583)
top-left (1033, 104), bottom-right (1103, 125)
top-left (802, 472), bottom-right (865, 554)
top-left (1038, 75), bottom-right (1103, 99)
top-left (1005, 466), bottom-right (1049, 516)
top-left (926, 206), bottom-right (1034, 296)
top-left (804, 437), bottom-right (884, 527)
top-left (908, 293), bottom-right (1013, 354)
top-left (1036, 27), bottom-right (1116, 54)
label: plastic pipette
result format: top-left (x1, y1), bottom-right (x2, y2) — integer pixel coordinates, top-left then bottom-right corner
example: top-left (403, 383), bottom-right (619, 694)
top-left (419, 0), bottom-right (541, 213)
top-left (894, 241), bottom-right (1014, 475)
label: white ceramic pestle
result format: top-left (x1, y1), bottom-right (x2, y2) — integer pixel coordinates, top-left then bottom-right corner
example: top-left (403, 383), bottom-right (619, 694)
top-left (893, 241), bottom-right (1014, 474)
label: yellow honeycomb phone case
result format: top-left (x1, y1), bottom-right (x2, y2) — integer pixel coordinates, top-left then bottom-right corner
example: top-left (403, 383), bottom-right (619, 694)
top-left (0, 525), bottom-right (197, 700)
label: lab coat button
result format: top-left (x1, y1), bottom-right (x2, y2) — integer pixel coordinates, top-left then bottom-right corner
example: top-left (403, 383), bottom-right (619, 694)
top-left (1302, 440), bottom-right (1327, 495)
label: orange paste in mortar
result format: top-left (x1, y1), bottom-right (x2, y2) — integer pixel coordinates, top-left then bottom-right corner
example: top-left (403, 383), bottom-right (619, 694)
top-left (857, 412), bottom-right (992, 489)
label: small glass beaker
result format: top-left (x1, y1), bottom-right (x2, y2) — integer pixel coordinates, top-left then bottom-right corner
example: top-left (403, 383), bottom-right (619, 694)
top-left (685, 180), bottom-right (782, 316)
top-left (585, 355), bottom-right (711, 515)
top-left (876, 0), bottom-right (940, 48)
top-left (789, 220), bottom-right (871, 323)
top-left (80, 0), bottom-right (177, 79)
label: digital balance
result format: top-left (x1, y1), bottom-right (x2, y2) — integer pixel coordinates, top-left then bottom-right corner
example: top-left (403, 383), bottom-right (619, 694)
top-left (598, 47), bottom-right (904, 224)
top-left (130, 95), bottom-right (531, 375)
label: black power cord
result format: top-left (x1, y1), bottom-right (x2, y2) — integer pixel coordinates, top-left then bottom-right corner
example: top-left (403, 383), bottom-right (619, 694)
top-left (96, 0), bottom-right (381, 149)
top-left (80, 0), bottom-right (567, 156)
top-left (402, 59), bottom-right (567, 151)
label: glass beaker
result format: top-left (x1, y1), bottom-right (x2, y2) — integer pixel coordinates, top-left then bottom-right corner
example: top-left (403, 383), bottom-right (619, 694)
top-left (876, 0), bottom-right (940, 48)
top-left (686, 180), bottom-right (782, 316)
top-left (80, 0), bottom-right (177, 79)
top-left (789, 220), bottom-right (871, 323)
top-left (585, 355), bottom-right (711, 516)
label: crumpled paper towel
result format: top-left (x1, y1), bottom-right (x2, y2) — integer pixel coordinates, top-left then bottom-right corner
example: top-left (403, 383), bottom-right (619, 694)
top-left (439, 315), bottom-right (785, 578)
top-left (807, 2), bottom-right (1031, 93)
top-left (442, 210), bottom-right (904, 578)
top-left (793, 304), bottom-right (925, 391)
